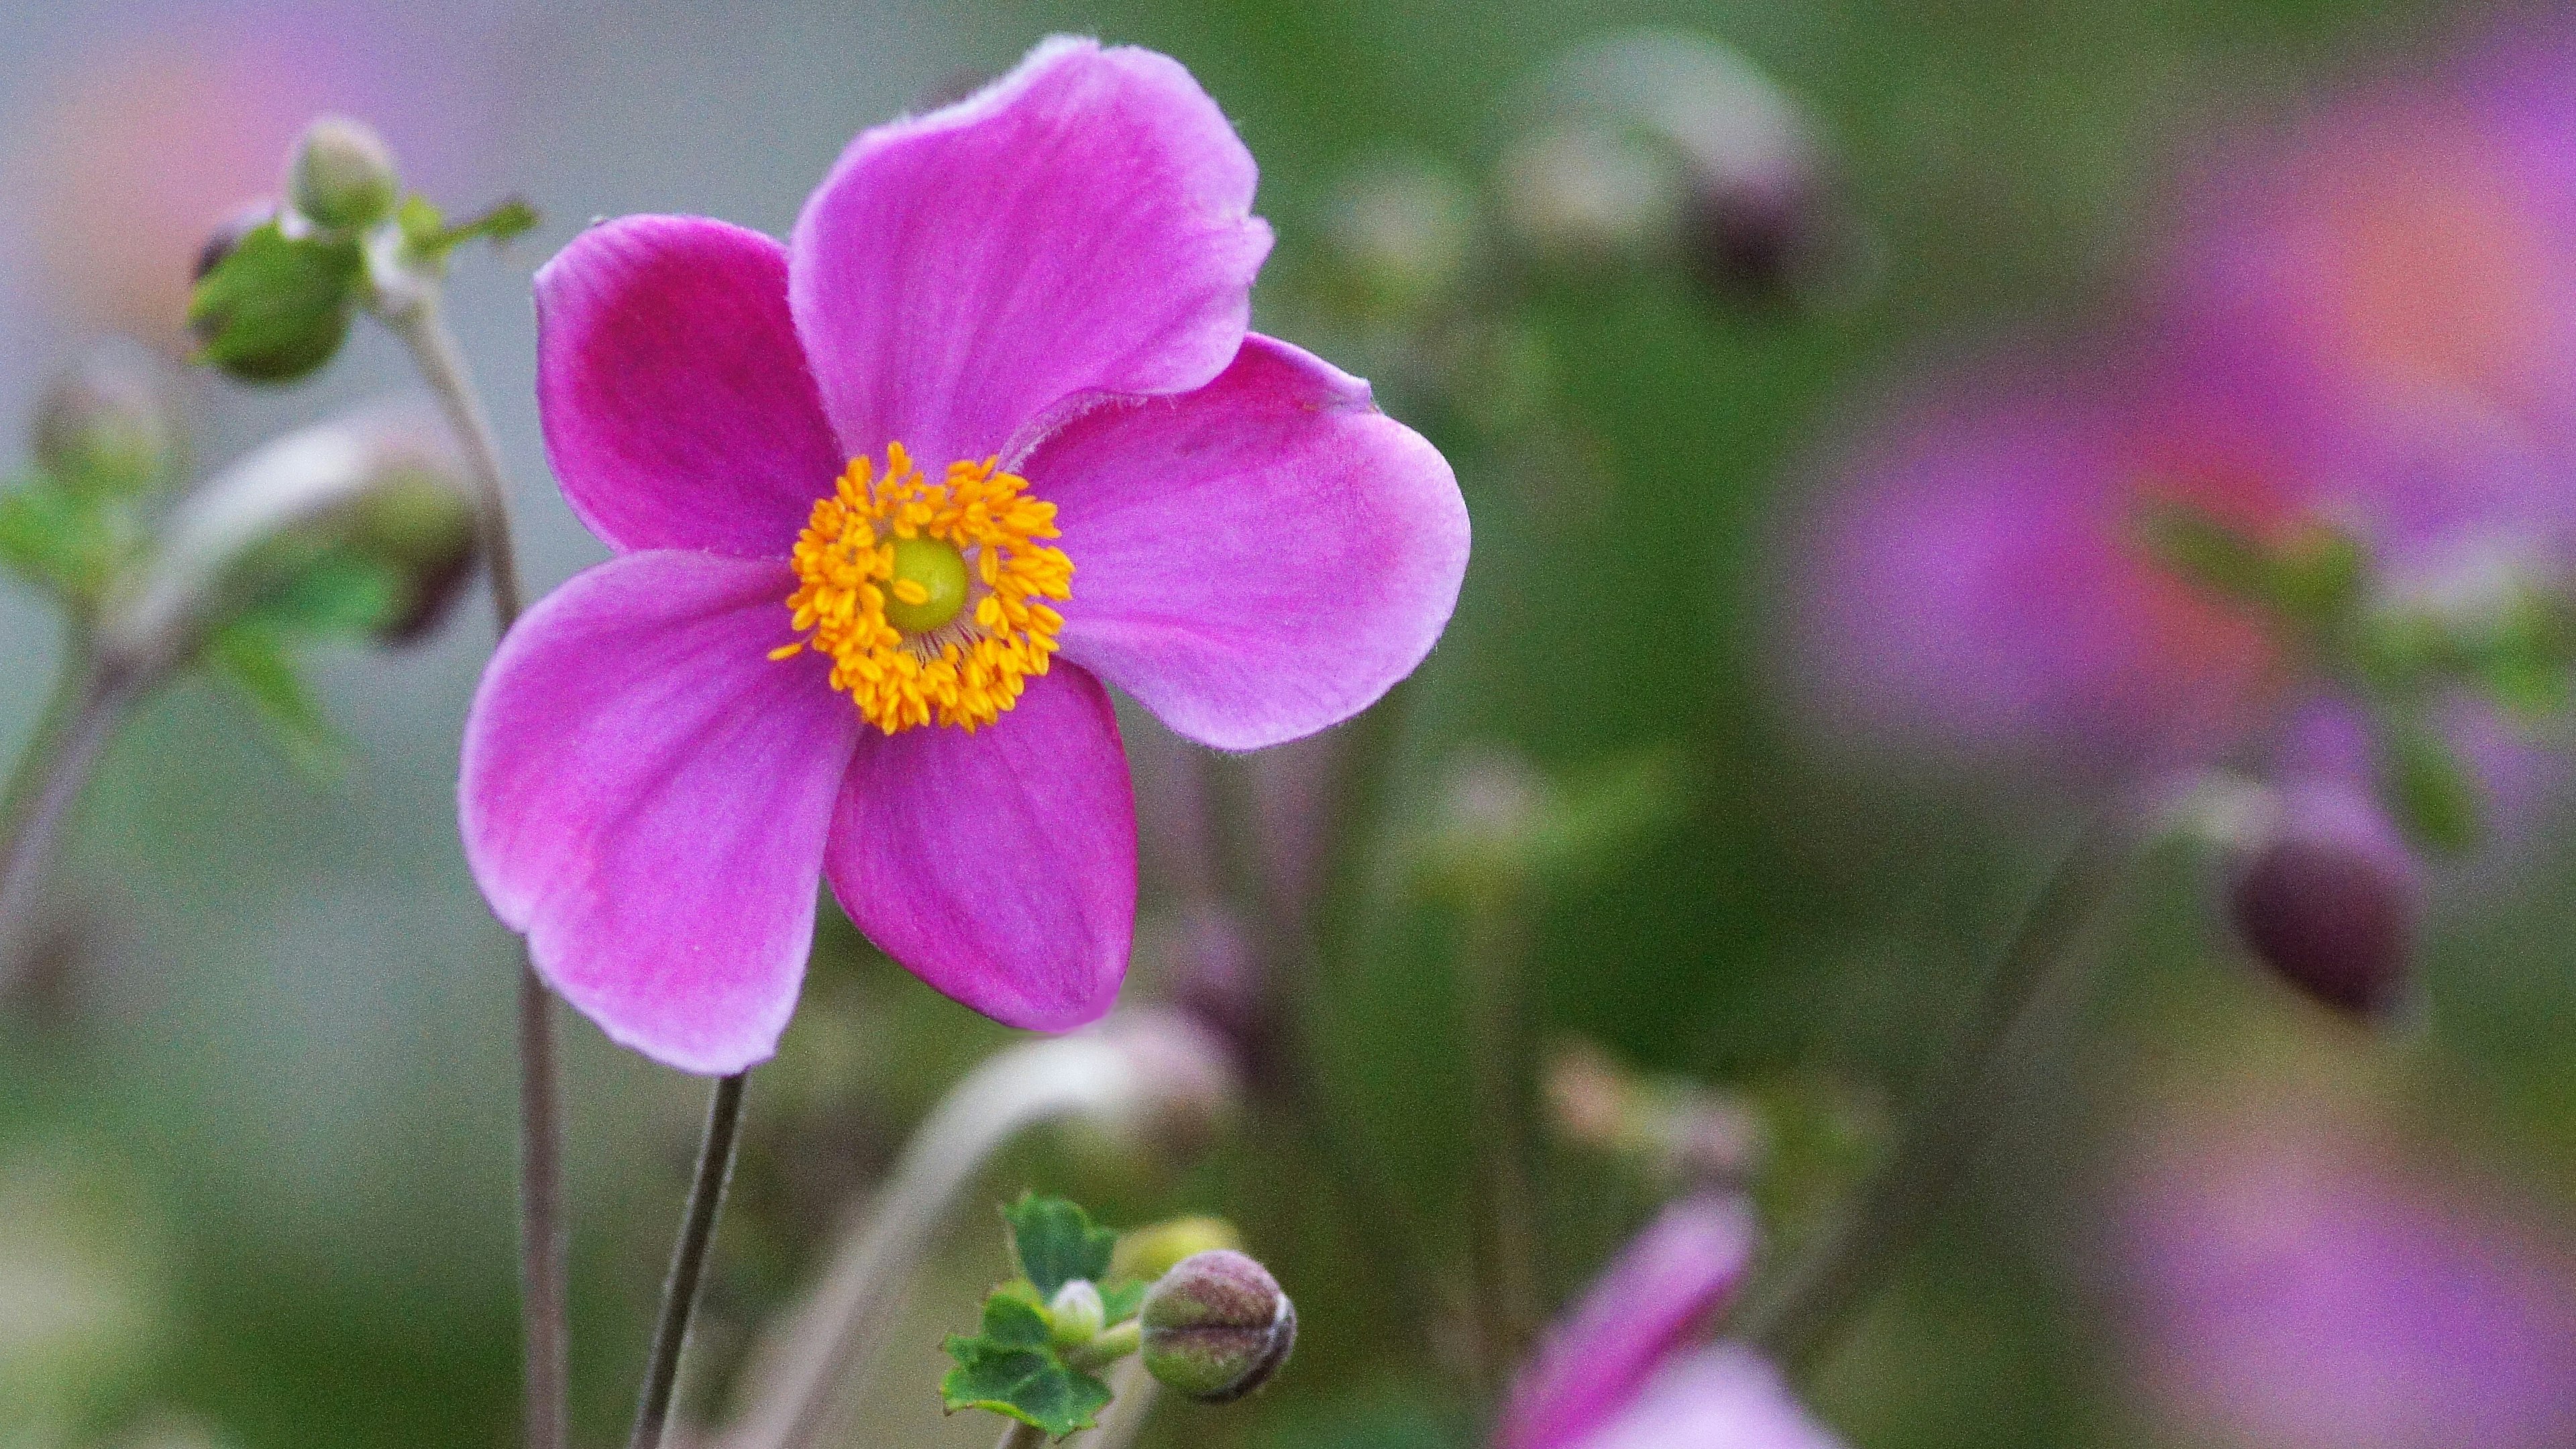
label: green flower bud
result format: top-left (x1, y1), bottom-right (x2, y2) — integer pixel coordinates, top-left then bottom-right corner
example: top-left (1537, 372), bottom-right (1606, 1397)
top-left (97, 409), bottom-right (476, 672)
top-left (194, 203), bottom-right (275, 284)
top-left (1112, 1216), bottom-right (1243, 1285)
top-left (339, 464), bottom-right (480, 643)
top-left (1138, 1249), bottom-right (1295, 1403)
top-left (286, 115), bottom-right (401, 231)
top-left (32, 352), bottom-right (176, 500)
top-left (1046, 1279), bottom-right (1107, 1350)
top-left (188, 211), bottom-right (364, 386)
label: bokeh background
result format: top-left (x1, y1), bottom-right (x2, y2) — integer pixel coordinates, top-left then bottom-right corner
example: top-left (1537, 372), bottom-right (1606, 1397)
top-left (5, 1), bottom-right (2576, 1446)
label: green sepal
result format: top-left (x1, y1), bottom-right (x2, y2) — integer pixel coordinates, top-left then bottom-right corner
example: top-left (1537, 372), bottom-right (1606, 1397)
top-left (940, 1291), bottom-right (1114, 1438)
top-left (203, 621), bottom-right (347, 776)
top-left (1004, 1193), bottom-right (1117, 1299)
top-left (187, 221), bottom-right (362, 384)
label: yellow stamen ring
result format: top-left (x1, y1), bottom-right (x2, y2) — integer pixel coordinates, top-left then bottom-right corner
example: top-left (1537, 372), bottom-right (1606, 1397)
top-left (772, 443), bottom-right (1072, 734)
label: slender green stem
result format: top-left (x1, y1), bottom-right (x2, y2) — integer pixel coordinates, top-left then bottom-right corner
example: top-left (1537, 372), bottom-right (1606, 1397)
top-left (377, 295), bottom-right (525, 632)
top-left (378, 290), bottom-right (564, 1449)
top-left (1731, 810), bottom-right (2138, 1373)
top-left (0, 657), bottom-right (142, 977)
top-left (994, 1421), bottom-right (1046, 1449)
top-left (629, 1071), bottom-right (751, 1449)
top-left (1063, 1319), bottom-right (1143, 1375)
top-left (1460, 883), bottom-right (1539, 1385)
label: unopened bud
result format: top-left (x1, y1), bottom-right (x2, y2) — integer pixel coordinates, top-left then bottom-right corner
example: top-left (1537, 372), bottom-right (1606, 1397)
top-left (1501, 31), bottom-right (1852, 299)
top-left (2226, 779), bottom-right (2424, 1017)
top-left (341, 465), bottom-right (480, 642)
top-left (1139, 1250), bottom-right (1295, 1403)
top-left (1323, 157), bottom-right (1476, 321)
top-left (97, 409), bottom-right (475, 673)
top-left (1047, 1279), bottom-right (1108, 1350)
top-left (1083, 1008), bottom-right (1242, 1161)
top-left (32, 352), bottom-right (175, 498)
top-left (195, 203), bottom-right (275, 284)
top-left (1113, 1216), bottom-right (1243, 1285)
top-left (286, 116), bottom-right (400, 231)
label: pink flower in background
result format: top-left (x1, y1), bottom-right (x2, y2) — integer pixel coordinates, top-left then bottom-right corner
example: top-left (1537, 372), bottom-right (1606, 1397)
top-left (1495, 1193), bottom-right (1841, 1449)
top-left (1784, 29), bottom-right (2576, 782)
top-left (2114, 1066), bottom-right (2576, 1449)
top-left (2, 1), bottom-right (483, 354)
top-left (460, 38), bottom-right (1469, 1074)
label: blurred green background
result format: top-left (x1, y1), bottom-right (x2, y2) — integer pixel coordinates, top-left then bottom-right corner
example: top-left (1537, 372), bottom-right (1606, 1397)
top-left (7, 1), bottom-right (2574, 1446)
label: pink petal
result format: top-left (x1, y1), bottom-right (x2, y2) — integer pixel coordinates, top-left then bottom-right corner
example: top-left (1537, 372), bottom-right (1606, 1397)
top-left (823, 665), bottom-right (1136, 1030)
top-left (460, 551), bottom-right (855, 1074)
top-left (788, 36), bottom-right (1272, 468)
top-left (1573, 1346), bottom-right (1846, 1449)
top-left (1032, 335), bottom-right (1468, 750)
top-left (535, 215), bottom-right (843, 557)
top-left (1499, 1195), bottom-right (1759, 1449)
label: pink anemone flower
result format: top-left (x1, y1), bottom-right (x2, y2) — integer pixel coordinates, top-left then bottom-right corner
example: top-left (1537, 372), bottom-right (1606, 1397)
top-left (459, 37), bottom-right (1469, 1075)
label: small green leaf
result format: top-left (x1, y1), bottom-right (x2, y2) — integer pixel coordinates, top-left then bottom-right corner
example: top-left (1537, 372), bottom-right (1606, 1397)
top-left (0, 479), bottom-right (123, 601)
top-left (1005, 1195), bottom-right (1117, 1298)
top-left (245, 551), bottom-right (404, 637)
top-left (2382, 722), bottom-right (2482, 853)
top-left (187, 221), bottom-right (362, 384)
top-left (1099, 1279), bottom-right (1148, 1325)
top-left (941, 1293), bottom-right (1112, 1438)
top-left (204, 622), bottom-right (346, 775)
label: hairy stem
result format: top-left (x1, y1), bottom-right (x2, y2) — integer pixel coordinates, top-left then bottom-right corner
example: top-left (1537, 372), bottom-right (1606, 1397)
top-left (1733, 810), bottom-right (2138, 1373)
top-left (378, 291), bottom-right (564, 1449)
top-left (630, 1071), bottom-right (751, 1449)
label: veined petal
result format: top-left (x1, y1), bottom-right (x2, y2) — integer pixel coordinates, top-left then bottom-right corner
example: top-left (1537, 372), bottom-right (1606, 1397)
top-left (1499, 1195), bottom-right (1758, 1449)
top-left (535, 215), bottom-right (842, 557)
top-left (1573, 1347), bottom-right (1846, 1449)
top-left (824, 664), bottom-right (1135, 1031)
top-left (460, 551), bottom-right (855, 1074)
top-left (788, 36), bottom-right (1272, 467)
top-left (1036, 335), bottom-right (1468, 750)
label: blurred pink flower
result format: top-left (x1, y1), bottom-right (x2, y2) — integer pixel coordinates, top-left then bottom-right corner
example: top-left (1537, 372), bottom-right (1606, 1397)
top-left (1784, 29), bottom-right (2576, 781)
top-left (2113, 1065), bottom-right (2576, 1449)
top-left (1495, 1193), bottom-right (1841, 1449)
top-left (2, 2), bottom-right (485, 354)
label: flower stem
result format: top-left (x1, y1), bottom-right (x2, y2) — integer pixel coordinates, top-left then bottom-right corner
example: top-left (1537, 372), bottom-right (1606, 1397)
top-left (1081, 1358), bottom-right (1162, 1449)
top-left (1459, 883), bottom-right (1540, 1388)
top-left (375, 289), bottom-right (566, 1449)
top-left (629, 1070), bottom-right (750, 1449)
top-left (375, 294), bottom-right (525, 632)
top-left (0, 654), bottom-right (142, 977)
top-left (1732, 808), bottom-right (2139, 1373)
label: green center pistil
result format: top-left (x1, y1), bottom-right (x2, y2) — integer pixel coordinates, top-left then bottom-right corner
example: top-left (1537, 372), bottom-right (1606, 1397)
top-left (883, 534), bottom-right (969, 634)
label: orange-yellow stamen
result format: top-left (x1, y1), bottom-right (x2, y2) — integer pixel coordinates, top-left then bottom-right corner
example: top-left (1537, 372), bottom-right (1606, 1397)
top-left (779, 443), bottom-right (1072, 733)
